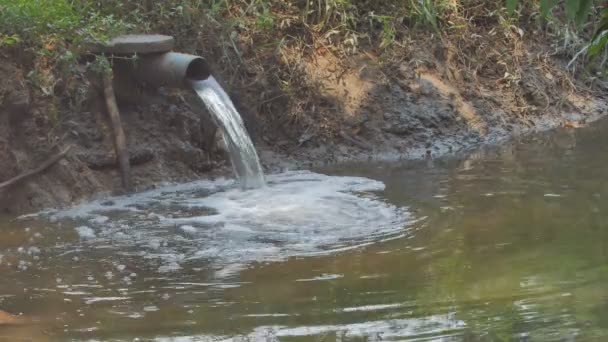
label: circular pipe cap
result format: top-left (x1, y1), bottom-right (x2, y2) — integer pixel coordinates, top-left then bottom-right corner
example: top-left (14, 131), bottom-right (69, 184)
top-left (88, 34), bottom-right (175, 55)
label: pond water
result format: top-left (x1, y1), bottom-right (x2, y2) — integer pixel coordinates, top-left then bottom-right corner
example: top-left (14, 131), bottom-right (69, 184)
top-left (2, 118), bottom-right (608, 341)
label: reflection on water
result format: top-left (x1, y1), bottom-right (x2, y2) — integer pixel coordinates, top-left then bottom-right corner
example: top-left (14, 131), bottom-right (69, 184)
top-left (3, 119), bottom-right (608, 340)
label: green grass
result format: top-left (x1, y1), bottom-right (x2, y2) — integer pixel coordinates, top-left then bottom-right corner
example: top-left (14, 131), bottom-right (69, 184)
top-left (0, 0), bottom-right (134, 52)
top-left (507, 0), bottom-right (600, 28)
top-left (0, 0), bottom-right (605, 76)
top-left (589, 7), bottom-right (608, 58)
top-left (0, 0), bottom-right (79, 37)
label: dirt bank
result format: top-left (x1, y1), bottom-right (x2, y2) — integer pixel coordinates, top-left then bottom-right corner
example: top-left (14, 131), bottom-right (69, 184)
top-left (0, 52), bottom-right (231, 214)
top-left (0, 24), bottom-right (606, 214)
top-left (251, 26), bottom-right (608, 170)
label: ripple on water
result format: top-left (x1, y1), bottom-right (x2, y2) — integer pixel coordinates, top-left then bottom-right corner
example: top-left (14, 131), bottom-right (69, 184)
top-left (46, 171), bottom-right (412, 277)
top-left (149, 314), bottom-right (465, 341)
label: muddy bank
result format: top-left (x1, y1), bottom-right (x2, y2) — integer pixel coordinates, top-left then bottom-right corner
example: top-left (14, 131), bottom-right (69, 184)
top-left (0, 33), bottom-right (606, 214)
top-left (260, 56), bottom-right (607, 171)
top-left (254, 32), bottom-right (608, 169)
top-left (0, 54), bottom-right (229, 214)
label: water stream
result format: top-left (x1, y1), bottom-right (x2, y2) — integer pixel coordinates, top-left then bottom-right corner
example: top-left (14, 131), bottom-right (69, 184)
top-left (2, 118), bottom-right (608, 340)
top-left (191, 76), bottom-right (265, 189)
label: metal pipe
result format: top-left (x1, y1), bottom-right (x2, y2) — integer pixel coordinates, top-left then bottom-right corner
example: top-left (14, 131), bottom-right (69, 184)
top-left (130, 52), bottom-right (211, 88)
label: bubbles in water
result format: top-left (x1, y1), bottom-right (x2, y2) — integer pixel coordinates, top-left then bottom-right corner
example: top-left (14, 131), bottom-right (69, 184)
top-left (49, 171), bottom-right (411, 277)
top-left (149, 314), bottom-right (464, 341)
top-left (179, 225), bottom-right (197, 234)
top-left (75, 226), bottom-right (96, 240)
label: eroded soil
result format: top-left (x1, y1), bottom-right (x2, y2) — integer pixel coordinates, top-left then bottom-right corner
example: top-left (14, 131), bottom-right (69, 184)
top-left (0, 31), bottom-right (606, 214)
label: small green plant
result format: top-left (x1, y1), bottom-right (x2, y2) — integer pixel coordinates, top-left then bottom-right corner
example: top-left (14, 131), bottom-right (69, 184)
top-left (77, 12), bottom-right (133, 45)
top-left (410, 0), bottom-right (440, 32)
top-left (369, 14), bottom-right (396, 49)
top-left (507, 0), bottom-right (597, 25)
top-left (209, 0), bottom-right (228, 15)
top-left (0, 0), bottom-right (132, 48)
top-left (0, 0), bottom-right (79, 40)
top-left (588, 7), bottom-right (608, 58)
top-left (89, 55), bottom-right (113, 77)
top-left (254, 1), bottom-right (276, 32)
top-left (305, 0), bottom-right (357, 32)
top-left (0, 34), bottom-right (20, 47)
top-left (507, 0), bottom-right (604, 67)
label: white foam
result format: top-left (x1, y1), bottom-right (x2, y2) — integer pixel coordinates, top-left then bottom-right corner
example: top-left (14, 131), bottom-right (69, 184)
top-left (295, 274), bottom-right (344, 282)
top-left (544, 193), bottom-right (562, 198)
top-left (75, 226), bottom-right (96, 240)
top-left (179, 225), bottom-right (197, 234)
top-left (338, 303), bottom-right (406, 313)
top-left (149, 314), bottom-right (465, 341)
top-left (89, 216), bottom-right (109, 224)
top-left (84, 296), bottom-right (131, 305)
top-left (48, 171), bottom-right (411, 278)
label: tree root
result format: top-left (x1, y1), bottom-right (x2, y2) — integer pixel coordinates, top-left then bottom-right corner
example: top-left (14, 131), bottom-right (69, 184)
top-left (102, 72), bottom-right (132, 191)
top-left (0, 146), bottom-right (71, 190)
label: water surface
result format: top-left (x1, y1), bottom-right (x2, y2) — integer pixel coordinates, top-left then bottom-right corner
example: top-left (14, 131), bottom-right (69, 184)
top-left (2, 119), bottom-right (608, 341)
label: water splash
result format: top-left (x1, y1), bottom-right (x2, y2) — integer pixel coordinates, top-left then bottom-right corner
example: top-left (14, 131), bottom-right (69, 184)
top-left (49, 171), bottom-right (411, 277)
top-left (191, 76), bottom-right (265, 189)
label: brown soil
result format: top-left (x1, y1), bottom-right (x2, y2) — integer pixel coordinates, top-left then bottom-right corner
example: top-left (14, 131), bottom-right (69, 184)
top-left (0, 28), bottom-right (606, 214)
top-left (0, 310), bottom-right (25, 325)
top-left (0, 53), bottom-right (230, 214)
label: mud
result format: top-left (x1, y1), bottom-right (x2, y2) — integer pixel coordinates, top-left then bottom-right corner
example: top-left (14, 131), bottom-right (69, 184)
top-left (0, 310), bottom-right (25, 325)
top-left (0, 54), bottom-right (229, 214)
top-left (0, 36), bottom-right (606, 214)
top-left (259, 55), bottom-right (606, 172)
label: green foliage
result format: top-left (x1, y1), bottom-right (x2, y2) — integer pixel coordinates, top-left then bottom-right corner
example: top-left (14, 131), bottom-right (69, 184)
top-left (508, 0), bottom-right (598, 26)
top-left (506, 0), bottom-right (605, 66)
top-left (372, 15), bottom-right (396, 49)
top-left (506, 0), bottom-right (518, 16)
top-left (574, 0), bottom-right (594, 24)
top-left (89, 55), bottom-right (113, 77)
top-left (358, 12), bottom-right (396, 50)
top-left (588, 7), bottom-right (608, 57)
top-left (0, 0), bottom-right (605, 75)
top-left (304, 0), bottom-right (358, 32)
top-left (0, 34), bottom-right (20, 47)
top-left (0, 0), bottom-right (132, 48)
top-left (254, 1), bottom-right (276, 32)
top-left (209, 0), bottom-right (228, 16)
top-left (0, 0), bottom-right (79, 39)
top-left (410, 0), bottom-right (440, 32)
top-left (539, 0), bottom-right (559, 17)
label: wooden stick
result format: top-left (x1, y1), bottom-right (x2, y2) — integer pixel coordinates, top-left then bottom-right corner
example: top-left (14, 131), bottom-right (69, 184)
top-left (102, 72), bottom-right (132, 192)
top-left (0, 146), bottom-right (71, 190)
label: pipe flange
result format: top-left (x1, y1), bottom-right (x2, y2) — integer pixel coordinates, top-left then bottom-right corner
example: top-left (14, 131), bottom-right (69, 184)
top-left (88, 34), bottom-right (175, 55)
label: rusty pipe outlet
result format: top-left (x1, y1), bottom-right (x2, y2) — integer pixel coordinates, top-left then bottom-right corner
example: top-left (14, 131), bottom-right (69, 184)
top-left (131, 52), bottom-right (211, 88)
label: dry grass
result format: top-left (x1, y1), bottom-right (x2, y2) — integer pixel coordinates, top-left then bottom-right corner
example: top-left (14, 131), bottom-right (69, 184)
top-left (1, 1), bottom-right (605, 143)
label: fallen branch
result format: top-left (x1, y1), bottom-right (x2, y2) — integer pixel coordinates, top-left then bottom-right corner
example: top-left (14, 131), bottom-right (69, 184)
top-left (0, 146), bottom-right (71, 190)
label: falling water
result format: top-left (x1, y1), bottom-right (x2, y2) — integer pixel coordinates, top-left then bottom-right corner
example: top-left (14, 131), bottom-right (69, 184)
top-left (191, 76), bottom-right (265, 189)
